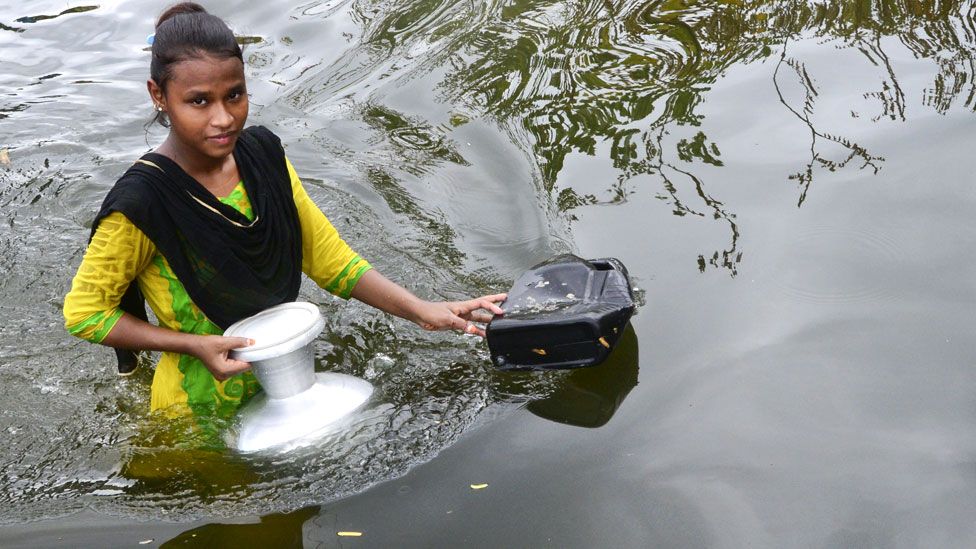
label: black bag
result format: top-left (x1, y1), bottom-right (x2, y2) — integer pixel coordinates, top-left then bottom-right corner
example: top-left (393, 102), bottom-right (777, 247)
top-left (486, 255), bottom-right (635, 371)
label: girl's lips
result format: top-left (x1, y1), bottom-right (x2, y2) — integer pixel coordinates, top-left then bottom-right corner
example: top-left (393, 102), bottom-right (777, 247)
top-left (208, 132), bottom-right (235, 145)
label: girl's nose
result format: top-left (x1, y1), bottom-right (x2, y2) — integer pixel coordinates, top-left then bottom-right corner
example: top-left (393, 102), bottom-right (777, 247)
top-left (212, 102), bottom-right (234, 127)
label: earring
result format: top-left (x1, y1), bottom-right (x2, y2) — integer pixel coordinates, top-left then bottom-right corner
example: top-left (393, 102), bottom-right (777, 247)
top-left (154, 104), bottom-right (164, 112)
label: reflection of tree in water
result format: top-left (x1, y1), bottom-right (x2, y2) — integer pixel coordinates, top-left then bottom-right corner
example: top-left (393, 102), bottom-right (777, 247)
top-left (421, 0), bottom-right (974, 272)
top-left (336, 0), bottom-right (976, 273)
top-left (773, 42), bottom-right (885, 207)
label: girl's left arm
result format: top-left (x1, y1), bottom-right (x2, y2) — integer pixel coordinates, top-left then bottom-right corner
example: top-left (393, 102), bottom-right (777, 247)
top-left (349, 269), bottom-right (505, 337)
top-left (286, 158), bottom-right (505, 336)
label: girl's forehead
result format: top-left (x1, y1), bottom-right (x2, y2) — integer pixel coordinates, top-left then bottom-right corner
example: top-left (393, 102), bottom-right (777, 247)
top-left (168, 55), bottom-right (245, 88)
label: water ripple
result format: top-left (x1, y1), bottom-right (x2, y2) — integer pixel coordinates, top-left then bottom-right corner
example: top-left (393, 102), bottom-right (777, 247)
top-left (767, 226), bottom-right (906, 305)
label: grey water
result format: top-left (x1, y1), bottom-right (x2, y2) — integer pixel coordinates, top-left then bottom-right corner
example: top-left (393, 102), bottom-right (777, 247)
top-left (2, 0), bottom-right (976, 546)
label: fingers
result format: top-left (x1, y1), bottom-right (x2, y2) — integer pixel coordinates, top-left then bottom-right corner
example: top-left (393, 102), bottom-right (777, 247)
top-left (415, 293), bottom-right (506, 337)
top-left (437, 313), bottom-right (487, 338)
top-left (446, 293), bottom-right (507, 337)
top-left (449, 316), bottom-right (468, 332)
top-left (454, 295), bottom-right (507, 316)
top-left (224, 356), bottom-right (252, 370)
top-left (211, 357), bottom-right (251, 381)
top-left (477, 293), bottom-right (507, 314)
top-left (222, 336), bottom-right (255, 350)
top-left (460, 310), bottom-right (495, 324)
top-left (479, 301), bottom-right (504, 315)
top-left (194, 335), bottom-right (253, 381)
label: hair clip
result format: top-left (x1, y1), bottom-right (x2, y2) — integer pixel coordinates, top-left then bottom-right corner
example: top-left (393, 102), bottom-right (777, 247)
top-left (146, 34), bottom-right (155, 46)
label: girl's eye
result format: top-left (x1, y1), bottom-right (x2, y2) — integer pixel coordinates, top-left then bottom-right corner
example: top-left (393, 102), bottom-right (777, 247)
top-left (191, 97), bottom-right (207, 106)
top-left (229, 91), bottom-right (244, 101)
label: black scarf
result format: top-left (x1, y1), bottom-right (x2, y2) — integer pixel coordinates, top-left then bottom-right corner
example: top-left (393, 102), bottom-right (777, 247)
top-left (92, 126), bottom-right (302, 370)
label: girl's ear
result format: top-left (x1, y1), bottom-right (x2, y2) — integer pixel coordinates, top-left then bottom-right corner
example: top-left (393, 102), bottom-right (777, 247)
top-left (147, 78), bottom-right (165, 109)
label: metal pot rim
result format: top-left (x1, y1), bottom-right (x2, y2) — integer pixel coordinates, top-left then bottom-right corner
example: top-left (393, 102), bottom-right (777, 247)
top-left (225, 302), bottom-right (326, 362)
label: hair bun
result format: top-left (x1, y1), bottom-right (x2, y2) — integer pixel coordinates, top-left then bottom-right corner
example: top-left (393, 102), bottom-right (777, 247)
top-left (156, 2), bottom-right (207, 29)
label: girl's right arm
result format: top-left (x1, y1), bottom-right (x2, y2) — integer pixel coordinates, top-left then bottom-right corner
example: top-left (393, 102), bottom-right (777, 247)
top-left (101, 313), bottom-right (252, 381)
top-left (64, 211), bottom-right (251, 380)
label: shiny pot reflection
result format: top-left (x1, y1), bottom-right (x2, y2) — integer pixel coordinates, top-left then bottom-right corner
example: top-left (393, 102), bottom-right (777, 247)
top-left (224, 303), bottom-right (374, 452)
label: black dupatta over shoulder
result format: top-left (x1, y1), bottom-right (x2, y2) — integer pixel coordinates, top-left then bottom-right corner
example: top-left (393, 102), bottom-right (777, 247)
top-left (92, 126), bottom-right (302, 370)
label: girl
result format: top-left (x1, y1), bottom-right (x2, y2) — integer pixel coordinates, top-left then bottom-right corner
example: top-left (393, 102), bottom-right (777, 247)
top-left (63, 2), bottom-right (505, 418)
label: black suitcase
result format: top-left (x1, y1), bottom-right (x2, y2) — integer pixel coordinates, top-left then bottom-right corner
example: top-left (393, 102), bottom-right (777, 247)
top-left (487, 254), bottom-right (636, 371)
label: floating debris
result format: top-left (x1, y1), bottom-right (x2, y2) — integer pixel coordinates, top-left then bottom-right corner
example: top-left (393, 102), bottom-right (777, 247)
top-left (337, 531), bottom-right (363, 537)
top-left (236, 35), bottom-right (263, 45)
top-left (138, 540), bottom-right (154, 545)
top-left (16, 5), bottom-right (97, 24)
top-left (598, 337), bottom-right (610, 348)
top-left (531, 348), bottom-right (546, 355)
top-left (0, 149), bottom-right (9, 166)
top-left (470, 483), bottom-right (488, 490)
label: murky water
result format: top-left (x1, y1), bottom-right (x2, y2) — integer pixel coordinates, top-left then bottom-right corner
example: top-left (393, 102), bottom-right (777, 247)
top-left (3, 0), bottom-right (976, 546)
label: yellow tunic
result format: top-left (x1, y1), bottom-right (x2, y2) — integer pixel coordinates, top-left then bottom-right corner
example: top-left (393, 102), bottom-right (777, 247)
top-left (64, 158), bottom-right (371, 417)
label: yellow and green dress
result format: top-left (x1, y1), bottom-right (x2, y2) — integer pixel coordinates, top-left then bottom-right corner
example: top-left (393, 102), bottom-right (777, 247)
top-left (63, 158), bottom-right (371, 418)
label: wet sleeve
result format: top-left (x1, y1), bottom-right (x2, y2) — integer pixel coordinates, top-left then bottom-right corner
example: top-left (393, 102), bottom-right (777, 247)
top-left (63, 211), bottom-right (155, 343)
top-left (287, 157), bottom-right (372, 299)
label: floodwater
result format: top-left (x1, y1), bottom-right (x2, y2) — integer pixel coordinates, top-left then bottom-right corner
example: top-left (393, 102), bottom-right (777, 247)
top-left (2, 0), bottom-right (976, 546)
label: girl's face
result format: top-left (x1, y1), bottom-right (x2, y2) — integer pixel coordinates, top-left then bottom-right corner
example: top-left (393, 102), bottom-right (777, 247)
top-left (150, 54), bottom-right (248, 163)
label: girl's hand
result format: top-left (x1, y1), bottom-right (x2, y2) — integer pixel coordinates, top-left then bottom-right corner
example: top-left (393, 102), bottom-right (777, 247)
top-left (190, 335), bottom-right (254, 381)
top-left (98, 313), bottom-right (254, 381)
top-left (416, 293), bottom-right (507, 337)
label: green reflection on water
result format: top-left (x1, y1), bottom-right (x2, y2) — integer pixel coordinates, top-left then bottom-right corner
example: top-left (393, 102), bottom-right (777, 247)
top-left (160, 507), bottom-right (318, 548)
top-left (357, 0), bottom-right (973, 272)
top-left (14, 5), bottom-right (98, 25)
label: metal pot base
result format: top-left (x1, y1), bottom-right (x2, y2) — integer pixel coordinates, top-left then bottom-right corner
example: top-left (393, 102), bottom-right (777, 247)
top-left (231, 372), bottom-right (374, 453)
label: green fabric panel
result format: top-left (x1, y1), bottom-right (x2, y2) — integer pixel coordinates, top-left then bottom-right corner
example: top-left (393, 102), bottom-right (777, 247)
top-left (154, 255), bottom-right (259, 417)
top-left (92, 308), bottom-right (124, 343)
top-left (67, 308), bottom-right (124, 343)
top-left (340, 262), bottom-right (373, 299)
top-left (218, 181), bottom-right (254, 221)
top-left (325, 255), bottom-right (366, 295)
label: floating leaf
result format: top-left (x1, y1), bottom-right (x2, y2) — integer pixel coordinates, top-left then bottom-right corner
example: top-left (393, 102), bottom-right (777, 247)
top-left (139, 540), bottom-right (154, 545)
top-left (470, 483), bottom-right (488, 490)
top-left (0, 149), bottom-right (9, 166)
top-left (598, 337), bottom-right (610, 348)
top-left (337, 531), bottom-right (363, 537)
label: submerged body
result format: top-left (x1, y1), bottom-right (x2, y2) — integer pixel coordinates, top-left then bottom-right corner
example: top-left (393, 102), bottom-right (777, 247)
top-left (64, 141), bottom-right (370, 416)
top-left (63, 2), bottom-right (504, 422)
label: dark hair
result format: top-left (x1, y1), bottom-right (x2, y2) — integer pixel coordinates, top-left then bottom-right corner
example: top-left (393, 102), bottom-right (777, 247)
top-left (149, 2), bottom-right (242, 126)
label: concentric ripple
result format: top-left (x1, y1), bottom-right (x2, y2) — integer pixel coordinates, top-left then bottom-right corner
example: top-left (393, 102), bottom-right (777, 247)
top-left (767, 226), bottom-right (906, 305)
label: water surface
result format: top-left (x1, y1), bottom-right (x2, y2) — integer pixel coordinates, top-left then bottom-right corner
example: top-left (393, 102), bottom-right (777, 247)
top-left (2, 0), bottom-right (976, 546)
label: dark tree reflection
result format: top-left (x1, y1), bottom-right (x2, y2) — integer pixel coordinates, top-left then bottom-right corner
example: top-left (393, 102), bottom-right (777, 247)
top-left (773, 41), bottom-right (885, 207)
top-left (345, 0), bottom-right (976, 273)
